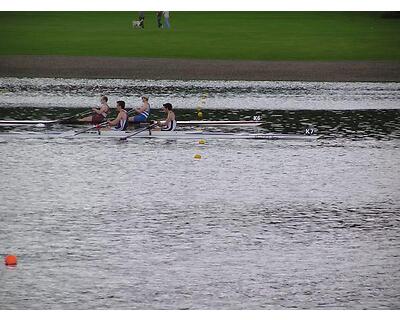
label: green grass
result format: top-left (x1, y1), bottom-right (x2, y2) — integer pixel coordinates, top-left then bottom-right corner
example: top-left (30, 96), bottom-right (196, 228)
top-left (0, 12), bottom-right (399, 60)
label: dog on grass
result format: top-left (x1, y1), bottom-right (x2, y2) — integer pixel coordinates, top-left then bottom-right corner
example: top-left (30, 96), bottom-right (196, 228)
top-left (132, 20), bottom-right (144, 29)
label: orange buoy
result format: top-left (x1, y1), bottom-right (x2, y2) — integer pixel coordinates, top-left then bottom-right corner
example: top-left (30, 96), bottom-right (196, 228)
top-left (5, 255), bottom-right (17, 266)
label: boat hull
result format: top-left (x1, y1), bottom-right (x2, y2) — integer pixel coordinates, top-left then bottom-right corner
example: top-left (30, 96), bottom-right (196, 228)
top-left (0, 120), bottom-right (263, 127)
top-left (0, 129), bottom-right (320, 141)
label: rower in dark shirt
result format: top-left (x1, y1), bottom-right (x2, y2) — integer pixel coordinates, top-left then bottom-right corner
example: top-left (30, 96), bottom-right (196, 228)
top-left (79, 96), bottom-right (110, 124)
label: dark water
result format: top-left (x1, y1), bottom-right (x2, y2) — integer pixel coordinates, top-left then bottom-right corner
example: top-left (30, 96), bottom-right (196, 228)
top-left (0, 78), bottom-right (399, 309)
top-left (1, 107), bottom-right (400, 141)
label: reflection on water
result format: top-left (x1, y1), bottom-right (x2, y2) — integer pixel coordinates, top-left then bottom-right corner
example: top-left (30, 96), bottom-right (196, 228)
top-left (0, 77), bottom-right (399, 110)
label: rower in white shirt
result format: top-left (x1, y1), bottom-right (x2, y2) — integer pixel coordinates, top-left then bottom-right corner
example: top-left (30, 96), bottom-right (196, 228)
top-left (153, 103), bottom-right (176, 131)
top-left (108, 101), bottom-right (128, 131)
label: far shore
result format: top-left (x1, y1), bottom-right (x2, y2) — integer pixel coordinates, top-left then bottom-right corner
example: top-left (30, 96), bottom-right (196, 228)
top-left (0, 56), bottom-right (399, 82)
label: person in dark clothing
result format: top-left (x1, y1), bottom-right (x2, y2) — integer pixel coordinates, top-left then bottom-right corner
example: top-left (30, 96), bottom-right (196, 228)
top-left (138, 11), bottom-right (144, 28)
top-left (156, 11), bottom-right (163, 28)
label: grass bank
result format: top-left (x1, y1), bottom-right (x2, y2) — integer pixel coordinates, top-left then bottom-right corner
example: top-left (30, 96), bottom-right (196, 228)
top-left (0, 12), bottom-right (399, 61)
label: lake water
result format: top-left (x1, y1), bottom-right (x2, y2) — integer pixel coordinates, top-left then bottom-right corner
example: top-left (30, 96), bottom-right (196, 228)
top-left (0, 78), bottom-right (399, 309)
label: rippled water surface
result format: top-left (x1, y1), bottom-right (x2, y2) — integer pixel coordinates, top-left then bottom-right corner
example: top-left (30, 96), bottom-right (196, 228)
top-left (0, 78), bottom-right (399, 309)
top-left (0, 77), bottom-right (399, 110)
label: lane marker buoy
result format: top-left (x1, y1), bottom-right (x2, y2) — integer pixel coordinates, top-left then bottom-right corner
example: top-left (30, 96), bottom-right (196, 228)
top-left (5, 255), bottom-right (17, 266)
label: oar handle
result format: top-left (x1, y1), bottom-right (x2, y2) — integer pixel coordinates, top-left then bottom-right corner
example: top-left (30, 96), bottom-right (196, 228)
top-left (73, 121), bottom-right (109, 136)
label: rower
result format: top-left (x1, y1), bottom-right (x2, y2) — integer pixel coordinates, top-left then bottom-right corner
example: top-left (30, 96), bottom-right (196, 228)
top-left (153, 103), bottom-right (176, 131)
top-left (79, 96), bottom-right (110, 124)
top-left (108, 101), bottom-right (129, 131)
top-left (129, 96), bottom-right (151, 125)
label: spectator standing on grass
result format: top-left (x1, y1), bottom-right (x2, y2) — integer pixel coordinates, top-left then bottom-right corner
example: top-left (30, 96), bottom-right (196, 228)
top-left (157, 11), bottom-right (163, 28)
top-left (138, 11), bottom-right (144, 28)
top-left (163, 11), bottom-right (170, 29)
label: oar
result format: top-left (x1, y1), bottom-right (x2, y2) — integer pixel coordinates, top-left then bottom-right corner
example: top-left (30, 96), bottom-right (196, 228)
top-left (120, 123), bottom-right (157, 141)
top-left (1, 110), bottom-right (95, 128)
top-left (56, 110), bottom-right (93, 124)
top-left (59, 106), bottom-right (134, 125)
top-left (72, 121), bottom-right (109, 136)
top-left (72, 108), bottom-right (138, 136)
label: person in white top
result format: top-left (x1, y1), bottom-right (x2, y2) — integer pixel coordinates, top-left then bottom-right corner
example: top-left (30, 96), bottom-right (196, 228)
top-left (153, 103), bottom-right (176, 131)
top-left (163, 11), bottom-right (170, 29)
top-left (108, 101), bottom-right (128, 131)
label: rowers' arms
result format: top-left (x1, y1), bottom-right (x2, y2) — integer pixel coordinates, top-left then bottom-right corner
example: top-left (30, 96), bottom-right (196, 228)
top-left (135, 103), bottom-right (148, 114)
top-left (108, 113), bottom-right (122, 126)
top-left (151, 113), bottom-right (171, 127)
top-left (92, 105), bottom-right (108, 114)
top-left (160, 113), bottom-right (172, 127)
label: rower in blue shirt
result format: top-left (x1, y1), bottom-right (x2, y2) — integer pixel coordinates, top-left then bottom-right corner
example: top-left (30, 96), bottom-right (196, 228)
top-left (129, 96), bottom-right (150, 124)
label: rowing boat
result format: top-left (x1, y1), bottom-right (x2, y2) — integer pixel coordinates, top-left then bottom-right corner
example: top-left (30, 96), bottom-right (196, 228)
top-left (0, 129), bottom-right (320, 141)
top-left (0, 119), bottom-right (264, 127)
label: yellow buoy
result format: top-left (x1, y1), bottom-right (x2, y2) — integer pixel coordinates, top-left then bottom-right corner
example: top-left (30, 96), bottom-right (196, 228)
top-left (198, 139), bottom-right (206, 145)
top-left (197, 111), bottom-right (203, 119)
top-left (194, 154), bottom-right (202, 159)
